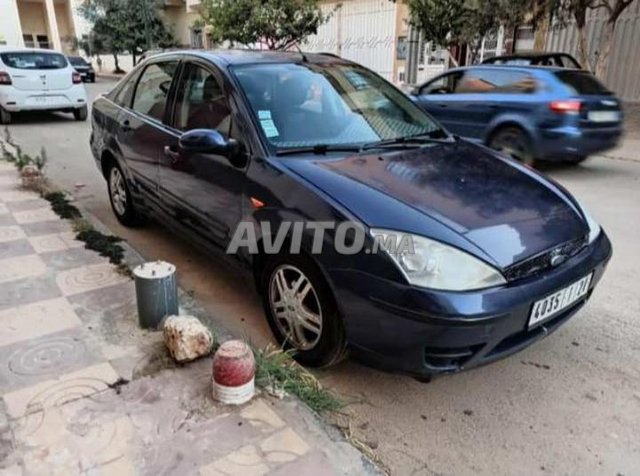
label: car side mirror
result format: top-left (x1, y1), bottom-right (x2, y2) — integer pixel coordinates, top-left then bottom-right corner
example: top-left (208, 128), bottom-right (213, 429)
top-left (179, 129), bottom-right (239, 158)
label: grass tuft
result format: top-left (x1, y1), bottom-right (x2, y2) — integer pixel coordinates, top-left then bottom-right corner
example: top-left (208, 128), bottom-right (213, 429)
top-left (43, 192), bottom-right (81, 219)
top-left (254, 345), bottom-right (343, 414)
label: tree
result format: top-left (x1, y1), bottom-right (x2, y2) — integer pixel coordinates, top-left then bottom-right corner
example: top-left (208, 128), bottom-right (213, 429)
top-left (79, 0), bottom-right (176, 72)
top-left (592, 0), bottom-right (635, 78)
top-left (200, 0), bottom-right (329, 50)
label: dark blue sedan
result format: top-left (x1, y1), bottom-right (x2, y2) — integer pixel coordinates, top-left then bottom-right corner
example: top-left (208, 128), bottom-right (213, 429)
top-left (411, 65), bottom-right (623, 165)
top-left (90, 50), bottom-right (611, 378)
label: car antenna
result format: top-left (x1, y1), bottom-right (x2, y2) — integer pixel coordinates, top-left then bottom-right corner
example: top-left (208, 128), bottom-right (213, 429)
top-left (293, 44), bottom-right (309, 62)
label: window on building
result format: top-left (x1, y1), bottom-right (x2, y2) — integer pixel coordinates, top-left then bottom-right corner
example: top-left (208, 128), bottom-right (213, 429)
top-left (36, 35), bottom-right (51, 49)
top-left (191, 28), bottom-right (204, 49)
top-left (22, 34), bottom-right (35, 48)
top-left (132, 61), bottom-right (178, 122)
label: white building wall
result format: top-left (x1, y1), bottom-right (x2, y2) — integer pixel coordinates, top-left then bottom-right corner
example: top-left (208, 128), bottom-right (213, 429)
top-left (0, 0), bottom-right (25, 47)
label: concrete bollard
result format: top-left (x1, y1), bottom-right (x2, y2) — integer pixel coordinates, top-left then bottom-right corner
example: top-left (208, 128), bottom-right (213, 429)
top-left (212, 340), bottom-right (256, 405)
top-left (133, 261), bottom-right (178, 329)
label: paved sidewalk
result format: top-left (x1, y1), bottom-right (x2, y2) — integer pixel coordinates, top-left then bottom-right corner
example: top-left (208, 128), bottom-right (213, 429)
top-left (0, 161), bottom-right (376, 476)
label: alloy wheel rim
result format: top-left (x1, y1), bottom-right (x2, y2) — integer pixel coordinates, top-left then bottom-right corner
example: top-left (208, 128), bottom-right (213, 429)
top-left (493, 130), bottom-right (529, 163)
top-left (109, 168), bottom-right (127, 216)
top-left (269, 265), bottom-right (323, 351)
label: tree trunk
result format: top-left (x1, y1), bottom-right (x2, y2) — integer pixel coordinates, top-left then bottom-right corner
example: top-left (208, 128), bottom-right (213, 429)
top-left (113, 53), bottom-right (120, 73)
top-left (594, 20), bottom-right (615, 80)
top-left (533, 9), bottom-right (551, 51)
top-left (576, 23), bottom-right (591, 71)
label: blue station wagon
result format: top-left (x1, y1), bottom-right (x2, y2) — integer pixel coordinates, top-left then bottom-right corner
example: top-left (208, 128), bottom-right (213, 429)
top-left (90, 51), bottom-right (612, 378)
top-left (411, 65), bottom-right (623, 165)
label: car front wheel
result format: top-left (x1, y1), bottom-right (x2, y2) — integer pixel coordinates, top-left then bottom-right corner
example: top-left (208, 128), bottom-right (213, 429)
top-left (261, 253), bottom-right (347, 368)
top-left (489, 126), bottom-right (535, 166)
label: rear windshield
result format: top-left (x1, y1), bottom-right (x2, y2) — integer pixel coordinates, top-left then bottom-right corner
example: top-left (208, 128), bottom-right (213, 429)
top-left (555, 70), bottom-right (610, 95)
top-left (0, 51), bottom-right (67, 70)
top-left (68, 57), bottom-right (88, 66)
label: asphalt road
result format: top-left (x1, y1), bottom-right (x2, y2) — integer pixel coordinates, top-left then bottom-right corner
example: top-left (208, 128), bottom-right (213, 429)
top-left (6, 80), bottom-right (640, 475)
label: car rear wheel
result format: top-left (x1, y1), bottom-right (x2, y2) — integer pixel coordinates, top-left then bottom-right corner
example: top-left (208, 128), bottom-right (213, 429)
top-left (0, 107), bottom-right (11, 125)
top-left (73, 106), bottom-right (88, 121)
top-left (565, 155), bottom-right (588, 165)
top-left (261, 253), bottom-right (347, 368)
top-left (107, 162), bottom-right (143, 227)
top-left (489, 126), bottom-right (535, 166)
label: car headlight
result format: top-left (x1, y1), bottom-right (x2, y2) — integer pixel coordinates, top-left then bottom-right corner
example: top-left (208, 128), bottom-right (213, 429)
top-left (370, 229), bottom-right (506, 291)
top-left (576, 200), bottom-right (601, 244)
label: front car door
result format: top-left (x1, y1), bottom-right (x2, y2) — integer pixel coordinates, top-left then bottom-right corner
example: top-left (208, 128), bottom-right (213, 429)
top-left (117, 59), bottom-right (180, 206)
top-left (158, 59), bottom-right (247, 251)
top-left (413, 71), bottom-right (466, 135)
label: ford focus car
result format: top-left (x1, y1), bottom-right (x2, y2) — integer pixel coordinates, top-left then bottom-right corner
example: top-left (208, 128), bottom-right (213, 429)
top-left (90, 50), bottom-right (611, 378)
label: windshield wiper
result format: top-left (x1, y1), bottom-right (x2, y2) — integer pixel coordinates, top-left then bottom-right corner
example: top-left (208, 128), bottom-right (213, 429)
top-left (275, 144), bottom-right (362, 157)
top-left (360, 129), bottom-right (454, 152)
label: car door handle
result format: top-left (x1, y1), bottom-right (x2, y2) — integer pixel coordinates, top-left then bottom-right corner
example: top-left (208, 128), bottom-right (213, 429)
top-left (163, 145), bottom-right (180, 163)
top-left (436, 103), bottom-right (448, 108)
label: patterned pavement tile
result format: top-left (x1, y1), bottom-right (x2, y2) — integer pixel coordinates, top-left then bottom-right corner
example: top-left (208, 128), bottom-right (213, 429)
top-left (267, 452), bottom-right (341, 476)
top-left (0, 214), bottom-right (15, 227)
top-left (0, 274), bottom-right (62, 311)
top-left (0, 190), bottom-right (37, 203)
top-left (28, 232), bottom-right (83, 254)
top-left (0, 203), bottom-right (8, 215)
top-left (259, 428), bottom-right (310, 464)
top-left (0, 297), bottom-right (82, 348)
top-left (56, 263), bottom-right (130, 296)
top-left (0, 328), bottom-right (101, 394)
top-left (0, 225), bottom-right (26, 243)
top-left (0, 239), bottom-right (34, 260)
top-left (199, 444), bottom-right (270, 476)
top-left (12, 207), bottom-right (58, 225)
top-left (21, 219), bottom-right (72, 237)
top-left (0, 162), bottom-right (14, 173)
top-left (6, 198), bottom-right (50, 212)
top-left (40, 247), bottom-right (105, 272)
top-left (2, 362), bottom-right (120, 419)
top-left (0, 254), bottom-right (46, 284)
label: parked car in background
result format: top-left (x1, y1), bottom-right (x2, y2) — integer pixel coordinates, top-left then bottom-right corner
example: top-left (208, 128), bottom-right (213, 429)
top-left (67, 55), bottom-right (95, 82)
top-left (91, 50), bottom-right (611, 378)
top-left (0, 48), bottom-right (88, 124)
top-left (411, 65), bottom-right (623, 165)
top-left (482, 52), bottom-right (582, 69)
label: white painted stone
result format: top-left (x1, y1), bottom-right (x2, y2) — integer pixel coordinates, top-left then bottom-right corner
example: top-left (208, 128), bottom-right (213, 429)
top-left (163, 315), bottom-right (213, 363)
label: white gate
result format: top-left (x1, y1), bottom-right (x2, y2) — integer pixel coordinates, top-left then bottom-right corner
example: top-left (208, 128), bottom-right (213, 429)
top-left (304, 0), bottom-right (397, 81)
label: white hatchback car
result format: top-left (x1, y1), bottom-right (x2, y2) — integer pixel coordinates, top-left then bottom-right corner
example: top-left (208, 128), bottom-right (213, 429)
top-left (0, 48), bottom-right (88, 124)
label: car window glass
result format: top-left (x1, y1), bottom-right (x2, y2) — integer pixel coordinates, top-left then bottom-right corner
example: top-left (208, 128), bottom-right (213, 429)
top-left (554, 71), bottom-right (610, 95)
top-left (174, 63), bottom-right (232, 135)
top-left (113, 73), bottom-right (139, 107)
top-left (132, 61), bottom-right (178, 122)
top-left (0, 51), bottom-right (67, 70)
top-left (421, 73), bottom-right (459, 94)
top-left (455, 69), bottom-right (536, 94)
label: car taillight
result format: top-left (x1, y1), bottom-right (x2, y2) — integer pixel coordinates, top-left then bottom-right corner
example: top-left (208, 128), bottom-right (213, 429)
top-left (72, 72), bottom-right (82, 84)
top-left (0, 71), bottom-right (11, 85)
top-left (549, 100), bottom-right (582, 114)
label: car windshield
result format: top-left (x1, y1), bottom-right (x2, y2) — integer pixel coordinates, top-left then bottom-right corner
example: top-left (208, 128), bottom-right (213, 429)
top-left (0, 51), bottom-right (67, 70)
top-left (555, 70), bottom-right (611, 95)
top-left (68, 57), bottom-right (88, 66)
top-left (232, 62), bottom-right (443, 150)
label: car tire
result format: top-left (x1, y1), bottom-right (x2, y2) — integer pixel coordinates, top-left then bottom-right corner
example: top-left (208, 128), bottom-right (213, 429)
top-left (107, 162), bottom-right (143, 227)
top-left (0, 107), bottom-right (11, 125)
top-left (260, 253), bottom-right (347, 368)
top-left (489, 126), bottom-right (535, 166)
top-left (565, 155), bottom-right (588, 165)
top-left (73, 106), bottom-right (88, 121)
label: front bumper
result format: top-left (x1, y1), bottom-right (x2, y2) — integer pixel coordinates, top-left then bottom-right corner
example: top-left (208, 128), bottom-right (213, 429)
top-left (538, 125), bottom-right (622, 160)
top-left (329, 232), bottom-right (612, 378)
top-left (0, 87), bottom-right (87, 112)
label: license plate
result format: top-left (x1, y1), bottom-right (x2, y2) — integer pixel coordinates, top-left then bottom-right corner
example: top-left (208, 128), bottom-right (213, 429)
top-left (529, 273), bottom-right (592, 328)
top-left (588, 110), bottom-right (619, 122)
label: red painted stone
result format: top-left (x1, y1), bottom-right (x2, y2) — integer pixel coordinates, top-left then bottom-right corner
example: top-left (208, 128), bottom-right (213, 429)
top-left (212, 340), bottom-right (255, 387)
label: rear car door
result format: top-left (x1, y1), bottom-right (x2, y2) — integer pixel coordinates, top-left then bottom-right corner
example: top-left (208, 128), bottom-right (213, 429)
top-left (413, 71), bottom-right (466, 134)
top-left (117, 59), bottom-right (180, 205)
top-left (159, 60), bottom-right (246, 250)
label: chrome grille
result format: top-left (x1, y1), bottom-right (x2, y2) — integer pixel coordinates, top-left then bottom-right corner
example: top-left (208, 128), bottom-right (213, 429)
top-left (504, 236), bottom-right (588, 282)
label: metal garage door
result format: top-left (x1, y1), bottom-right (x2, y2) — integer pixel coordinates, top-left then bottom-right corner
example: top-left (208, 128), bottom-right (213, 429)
top-left (304, 0), bottom-right (397, 81)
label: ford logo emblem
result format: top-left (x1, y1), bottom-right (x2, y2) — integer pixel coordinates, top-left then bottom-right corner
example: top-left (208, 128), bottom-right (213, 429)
top-left (550, 254), bottom-right (567, 267)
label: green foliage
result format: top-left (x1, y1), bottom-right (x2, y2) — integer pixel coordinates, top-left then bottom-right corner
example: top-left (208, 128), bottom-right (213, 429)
top-left (43, 192), bottom-right (82, 219)
top-left (254, 346), bottom-right (343, 413)
top-left (0, 127), bottom-right (48, 172)
top-left (79, 0), bottom-right (176, 67)
top-left (200, 0), bottom-right (329, 50)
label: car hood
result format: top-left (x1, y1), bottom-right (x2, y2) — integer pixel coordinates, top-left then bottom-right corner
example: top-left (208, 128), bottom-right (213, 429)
top-left (279, 140), bottom-right (588, 268)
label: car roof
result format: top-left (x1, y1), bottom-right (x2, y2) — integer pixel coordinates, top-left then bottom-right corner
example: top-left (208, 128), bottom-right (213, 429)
top-left (487, 52), bottom-right (574, 59)
top-left (145, 48), bottom-right (349, 67)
